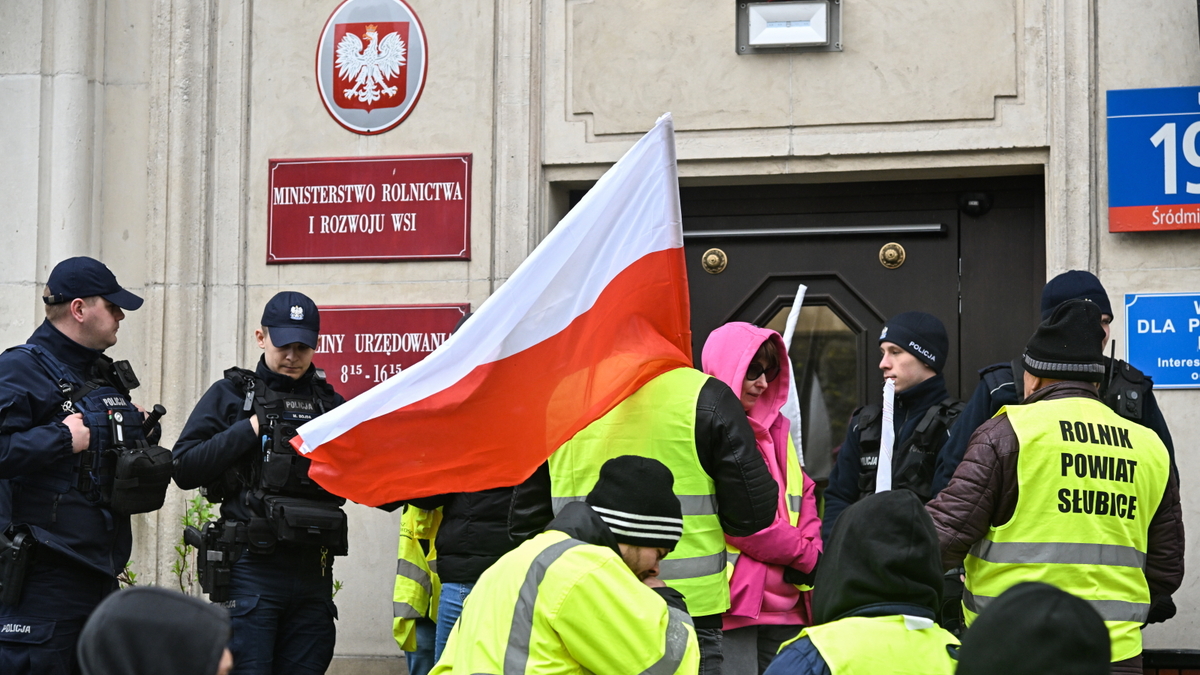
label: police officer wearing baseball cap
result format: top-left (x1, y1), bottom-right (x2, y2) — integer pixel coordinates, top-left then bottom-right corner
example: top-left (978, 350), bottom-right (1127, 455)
top-left (174, 292), bottom-right (347, 675)
top-left (822, 311), bottom-right (964, 541)
top-left (0, 257), bottom-right (159, 674)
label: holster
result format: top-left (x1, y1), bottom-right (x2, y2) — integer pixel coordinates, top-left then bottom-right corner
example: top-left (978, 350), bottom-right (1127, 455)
top-left (0, 529), bottom-right (36, 607)
top-left (185, 521), bottom-right (246, 603)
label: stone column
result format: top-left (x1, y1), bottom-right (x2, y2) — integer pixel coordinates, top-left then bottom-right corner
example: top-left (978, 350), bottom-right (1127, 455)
top-left (1045, 0), bottom-right (1097, 277)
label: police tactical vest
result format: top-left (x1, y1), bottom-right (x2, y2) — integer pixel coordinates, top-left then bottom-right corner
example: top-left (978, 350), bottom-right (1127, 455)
top-left (206, 367), bottom-right (348, 555)
top-left (548, 367), bottom-right (730, 617)
top-left (799, 615), bottom-right (959, 675)
top-left (855, 397), bottom-right (964, 502)
top-left (962, 396), bottom-right (1170, 662)
top-left (8, 345), bottom-right (172, 515)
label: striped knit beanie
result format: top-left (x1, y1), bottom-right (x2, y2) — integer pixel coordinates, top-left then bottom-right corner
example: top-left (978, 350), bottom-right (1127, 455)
top-left (586, 456), bottom-right (684, 551)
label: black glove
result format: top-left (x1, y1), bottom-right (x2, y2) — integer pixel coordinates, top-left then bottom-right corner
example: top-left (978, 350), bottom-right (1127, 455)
top-left (1147, 594), bottom-right (1177, 624)
top-left (783, 555), bottom-right (819, 586)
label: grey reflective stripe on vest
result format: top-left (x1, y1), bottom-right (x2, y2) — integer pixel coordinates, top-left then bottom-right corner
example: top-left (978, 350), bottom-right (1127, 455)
top-left (396, 558), bottom-right (433, 595)
top-left (726, 552), bottom-right (740, 567)
top-left (658, 551), bottom-right (727, 581)
top-left (393, 601), bottom-right (422, 619)
top-left (969, 539), bottom-right (1147, 568)
top-left (641, 607), bottom-right (694, 675)
top-left (504, 538), bottom-right (586, 675)
top-left (551, 496), bottom-right (584, 515)
top-left (788, 494), bottom-right (802, 513)
top-left (964, 588), bottom-right (1149, 623)
top-left (553, 495), bottom-right (716, 517)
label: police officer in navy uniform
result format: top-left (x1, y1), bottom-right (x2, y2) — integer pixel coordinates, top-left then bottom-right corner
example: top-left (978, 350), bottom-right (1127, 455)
top-left (173, 292), bottom-right (347, 675)
top-left (821, 311), bottom-right (963, 541)
top-left (0, 257), bottom-right (153, 674)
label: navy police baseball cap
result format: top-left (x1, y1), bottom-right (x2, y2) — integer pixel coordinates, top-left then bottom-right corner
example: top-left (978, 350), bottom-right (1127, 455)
top-left (44, 257), bottom-right (143, 310)
top-left (261, 292), bottom-right (320, 349)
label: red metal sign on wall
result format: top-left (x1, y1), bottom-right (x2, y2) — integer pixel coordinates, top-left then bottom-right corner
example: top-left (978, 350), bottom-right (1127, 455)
top-left (312, 304), bottom-right (469, 400)
top-left (267, 154), bottom-right (471, 263)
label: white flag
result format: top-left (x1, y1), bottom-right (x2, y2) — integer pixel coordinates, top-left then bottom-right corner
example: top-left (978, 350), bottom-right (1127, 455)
top-left (876, 378), bottom-right (896, 493)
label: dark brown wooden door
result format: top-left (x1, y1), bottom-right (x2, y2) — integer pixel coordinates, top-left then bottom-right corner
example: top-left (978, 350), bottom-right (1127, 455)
top-left (681, 176), bottom-right (1045, 480)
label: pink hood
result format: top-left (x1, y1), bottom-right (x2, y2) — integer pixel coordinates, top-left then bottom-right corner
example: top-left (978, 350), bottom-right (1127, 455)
top-left (701, 322), bottom-right (822, 628)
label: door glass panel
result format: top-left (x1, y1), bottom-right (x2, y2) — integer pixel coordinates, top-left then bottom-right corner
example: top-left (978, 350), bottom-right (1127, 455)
top-left (765, 305), bottom-right (860, 483)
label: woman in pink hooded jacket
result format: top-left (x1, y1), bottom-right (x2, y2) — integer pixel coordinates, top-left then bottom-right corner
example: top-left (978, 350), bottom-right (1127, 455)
top-left (702, 322), bottom-right (823, 674)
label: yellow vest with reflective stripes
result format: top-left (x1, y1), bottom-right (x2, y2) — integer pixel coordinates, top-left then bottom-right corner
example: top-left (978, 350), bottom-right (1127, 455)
top-left (796, 615), bottom-right (959, 675)
top-left (430, 529), bottom-right (699, 675)
top-left (392, 507), bottom-right (441, 652)
top-left (963, 396), bottom-right (1170, 662)
top-left (548, 367), bottom-right (728, 617)
top-left (727, 435), bottom-right (806, 585)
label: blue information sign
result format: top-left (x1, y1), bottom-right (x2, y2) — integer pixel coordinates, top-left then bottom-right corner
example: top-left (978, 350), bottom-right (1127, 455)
top-left (1125, 293), bottom-right (1200, 388)
top-left (1107, 86), bottom-right (1200, 232)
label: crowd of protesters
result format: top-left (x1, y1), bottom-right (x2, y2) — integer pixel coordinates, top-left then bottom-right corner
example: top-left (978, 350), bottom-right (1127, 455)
top-left (396, 269), bottom-right (1183, 675)
top-left (0, 255), bottom-right (1182, 675)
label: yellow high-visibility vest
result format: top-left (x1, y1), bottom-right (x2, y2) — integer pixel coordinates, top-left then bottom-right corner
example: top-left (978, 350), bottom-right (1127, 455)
top-left (392, 506), bottom-right (441, 652)
top-left (963, 396), bottom-right (1170, 662)
top-left (797, 615), bottom-right (959, 675)
top-left (548, 367), bottom-right (729, 617)
top-left (431, 529), bottom-right (699, 675)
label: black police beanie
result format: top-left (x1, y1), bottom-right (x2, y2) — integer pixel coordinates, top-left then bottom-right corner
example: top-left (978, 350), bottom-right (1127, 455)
top-left (1041, 270), bottom-right (1112, 320)
top-left (78, 587), bottom-right (230, 675)
top-left (586, 456), bottom-right (684, 551)
top-left (1023, 299), bottom-right (1106, 383)
top-left (956, 582), bottom-right (1110, 675)
top-left (879, 311), bottom-right (949, 373)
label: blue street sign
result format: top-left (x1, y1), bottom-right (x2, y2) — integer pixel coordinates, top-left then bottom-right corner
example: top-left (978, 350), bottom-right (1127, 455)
top-left (1107, 86), bottom-right (1200, 231)
top-left (1125, 293), bottom-right (1200, 388)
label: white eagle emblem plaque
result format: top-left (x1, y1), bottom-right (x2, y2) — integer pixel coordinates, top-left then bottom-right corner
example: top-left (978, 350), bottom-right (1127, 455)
top-left (290, 306), bottom-right (305, 321)
top-left (317, 0), bottom-right (428, 135)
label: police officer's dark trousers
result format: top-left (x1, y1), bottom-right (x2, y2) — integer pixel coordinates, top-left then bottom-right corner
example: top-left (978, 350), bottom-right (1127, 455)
top-left (226, 543), bottom-right (337, 675)
top-left (0, 553), bottom-right (117, 675)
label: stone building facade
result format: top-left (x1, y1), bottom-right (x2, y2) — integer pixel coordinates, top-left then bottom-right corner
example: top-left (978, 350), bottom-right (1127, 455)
top-left (3, 0), bottom-right (1199, 670)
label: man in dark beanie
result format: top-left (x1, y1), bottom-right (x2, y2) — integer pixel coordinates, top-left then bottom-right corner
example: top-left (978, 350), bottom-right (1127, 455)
top-left (78, 587), bottom-right (233, 675)
top-left (928, 299), bottom-right (1183, 675)
top-left (433, 456), bottom-right (699, 674)
top-left (934, 270), bottom-right (1175, 499)
top-left (764, 491), bottom-right (960, 675)
top-left (956, 582), bottom-right (1110, 675)
top-left (822, 310), bottom-right (964, 539)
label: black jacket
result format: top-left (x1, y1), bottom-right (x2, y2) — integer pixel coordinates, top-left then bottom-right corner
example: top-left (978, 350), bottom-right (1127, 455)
top-left (0, 321), bottom-right (139, 576)
top-left (933, 358), bottom-right (1176, 497)
top-left (408, 487), bottom-right (518, 584)
top-left (822, 374), bottom-right (952, 541)
top-left (547, 501), bottom-right (689, 616)
top-left (172, 357), bottom-right (345, 523)
top-left (509, 376), bottom-right (777, 542)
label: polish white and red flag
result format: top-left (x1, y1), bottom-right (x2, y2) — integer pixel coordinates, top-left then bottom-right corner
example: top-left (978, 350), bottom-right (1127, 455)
top-left (293, 114), bottom-right (692, 506)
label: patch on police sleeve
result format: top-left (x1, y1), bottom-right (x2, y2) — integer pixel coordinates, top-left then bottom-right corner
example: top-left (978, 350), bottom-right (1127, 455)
top-left (0, 619), bottom-right (55, 645)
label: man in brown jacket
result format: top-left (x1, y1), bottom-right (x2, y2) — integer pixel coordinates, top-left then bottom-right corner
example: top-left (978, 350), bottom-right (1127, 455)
top-left (927, 299), bottom-right (1183, 675)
